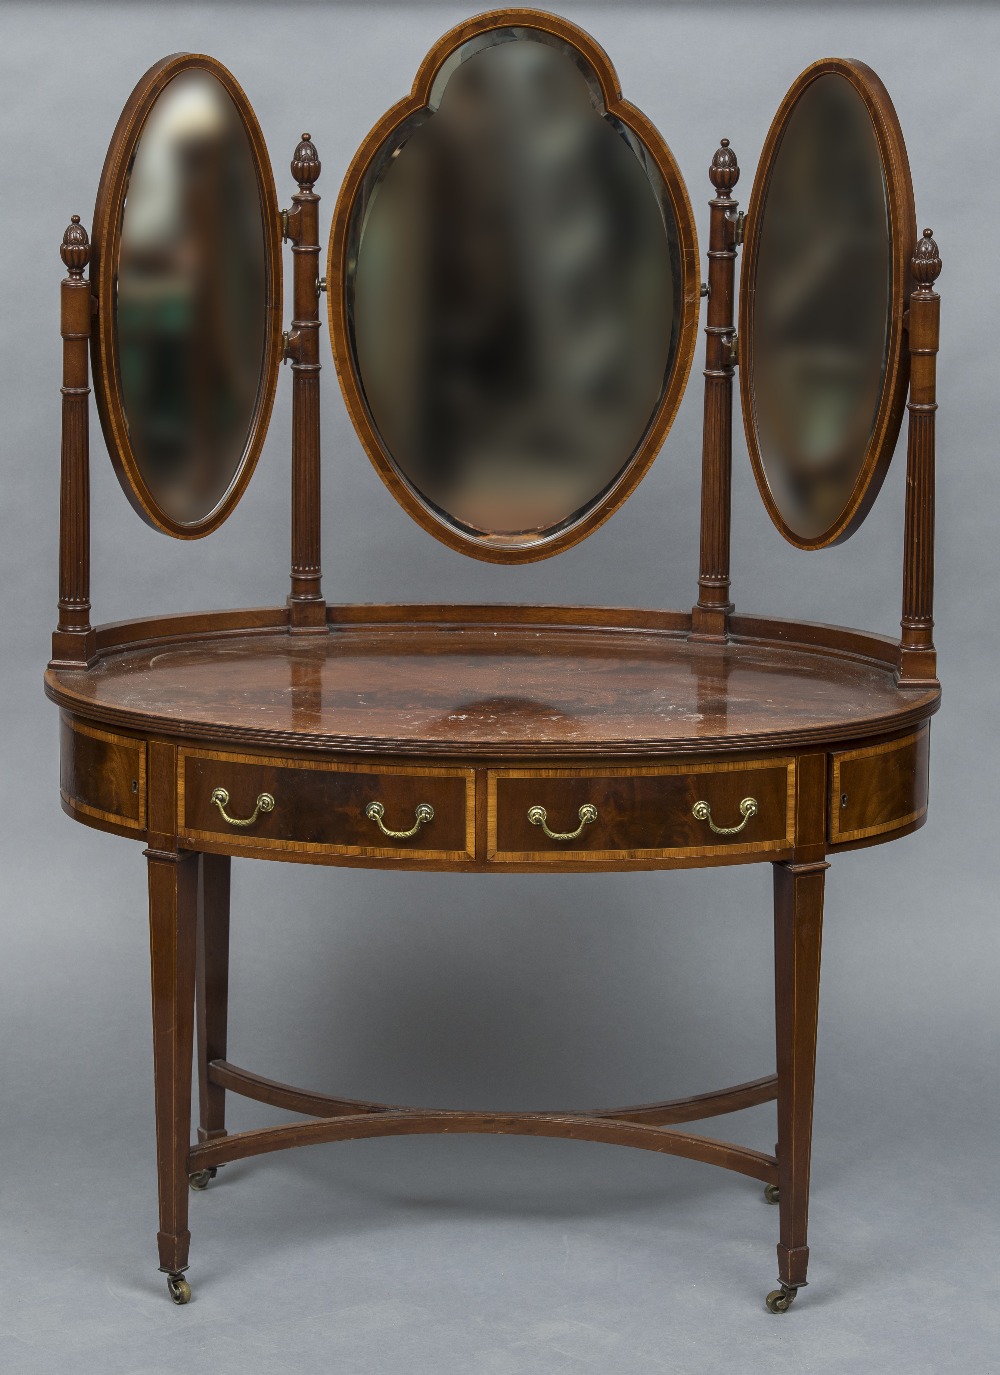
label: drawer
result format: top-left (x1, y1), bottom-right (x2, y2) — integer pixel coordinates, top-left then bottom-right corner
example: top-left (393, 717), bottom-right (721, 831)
top-left (179, 748), bottom-right (475, 860)
top-left (61, 715), bottom-right (146, 834)
top-left (829, 726), bottom-right (929, 845)
top-left (488, 759), bottom-right (795, 862)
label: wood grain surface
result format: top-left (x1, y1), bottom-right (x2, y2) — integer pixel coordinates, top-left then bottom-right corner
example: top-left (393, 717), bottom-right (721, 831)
top-left (46, 609), bottom-right (939, 760)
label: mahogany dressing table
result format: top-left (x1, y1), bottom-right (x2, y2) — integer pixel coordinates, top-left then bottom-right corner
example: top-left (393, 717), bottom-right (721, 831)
top-left (45, 10), bottom-right (943, 1311)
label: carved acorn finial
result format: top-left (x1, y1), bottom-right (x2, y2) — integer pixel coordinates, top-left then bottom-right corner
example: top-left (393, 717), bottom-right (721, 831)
top-left (60, 214), bottom-right (90, 277)
top-left (709, 138), bottom-right (740, 194)
top-left (291, 132), bottom-right (320, 190)
top-left (912, 227), bottom-right (942, 289)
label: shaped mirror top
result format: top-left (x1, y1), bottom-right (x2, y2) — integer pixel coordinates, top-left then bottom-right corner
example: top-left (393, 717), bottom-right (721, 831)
top-left (330, 13), bottom-right (699, 562)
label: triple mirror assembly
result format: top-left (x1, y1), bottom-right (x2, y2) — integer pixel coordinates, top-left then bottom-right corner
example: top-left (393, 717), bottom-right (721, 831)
top-left (84, 10), bottom-right (918, 562)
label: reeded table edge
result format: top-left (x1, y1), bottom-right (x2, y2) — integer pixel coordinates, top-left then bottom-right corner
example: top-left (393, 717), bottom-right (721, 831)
top-left (44, 604), bottom-right (941, 760)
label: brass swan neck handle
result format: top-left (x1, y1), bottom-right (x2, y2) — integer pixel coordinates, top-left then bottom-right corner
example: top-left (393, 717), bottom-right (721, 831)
top-left (527, 803), bottom-right (598, 842)
top-left (366, 801), bottom-right (434, 840)
top-left (210, 787), bottom-right (275, 828)
top-left (691, 797), bottom-right (757, 835)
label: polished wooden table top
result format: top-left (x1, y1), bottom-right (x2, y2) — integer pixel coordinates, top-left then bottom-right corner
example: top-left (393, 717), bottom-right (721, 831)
top-left (45, 606), bottom-right (939, 759)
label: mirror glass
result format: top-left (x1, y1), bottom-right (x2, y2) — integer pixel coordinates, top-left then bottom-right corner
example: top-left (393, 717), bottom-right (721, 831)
top-left (115, 69), bottom-right (268, 526)
top-left (348, 33), bottom-right (681, 543)
top-left (750, 72), bottom-right (891, 541)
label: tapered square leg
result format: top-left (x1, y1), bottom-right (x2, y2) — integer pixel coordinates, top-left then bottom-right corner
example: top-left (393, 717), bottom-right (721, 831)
top-left (196, 853), bottom-right (231, 1149)
top-left (146, 847), bottom-right (198, 1281)
top-left (773, 859), bottom-right (827, 1294)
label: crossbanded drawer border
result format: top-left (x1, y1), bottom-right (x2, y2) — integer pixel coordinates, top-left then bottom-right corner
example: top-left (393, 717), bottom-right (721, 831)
top-left (61, 714), bottom-right (147, 833)
top-left (828, 726), bottom-right (929, 845)
top-left (487, 757), bottom-right (796, 863)
top-left (178, 746), bottom-right (476, 861)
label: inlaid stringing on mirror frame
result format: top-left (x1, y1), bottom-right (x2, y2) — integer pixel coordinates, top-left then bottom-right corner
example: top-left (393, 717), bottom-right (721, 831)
top-left (327, 8), bottom-right (701, 564)
top-left (90, 53), bottom-right (284, 539)
top-left (738, 58), bottom-right (917, 551)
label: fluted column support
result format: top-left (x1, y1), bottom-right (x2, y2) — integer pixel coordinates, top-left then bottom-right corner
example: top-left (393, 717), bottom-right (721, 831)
top-left (285, 134), bottom-right (326, 632)
top-left (691, 139), bottom-right (741, 642)
top-left (898, 229), bottom-right (942, 687)
top-left (51, 215), bottom-right (97, 668)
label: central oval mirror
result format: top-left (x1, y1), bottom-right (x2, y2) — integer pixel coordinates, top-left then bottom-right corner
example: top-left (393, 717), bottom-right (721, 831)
top-left (329, 13), bottom-right (699, 562)
top-left (92, 55), bottom-right (282, 536)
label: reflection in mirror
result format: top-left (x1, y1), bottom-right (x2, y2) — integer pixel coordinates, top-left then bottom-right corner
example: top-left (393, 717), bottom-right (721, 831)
top-left (116, 69), bottom-right (267, 526)
top-left (349, 34), bottom-right (679, 541)
top-left (751, 73), bottom-right (890, 541)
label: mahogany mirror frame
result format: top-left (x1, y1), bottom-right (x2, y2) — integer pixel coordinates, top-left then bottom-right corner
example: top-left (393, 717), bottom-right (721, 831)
top-left (738, 58), bottom-right (917, 551)
top-left (326, 7), bottom-right (701, 564)
top-left (90, 52), bottom-right (284, 539)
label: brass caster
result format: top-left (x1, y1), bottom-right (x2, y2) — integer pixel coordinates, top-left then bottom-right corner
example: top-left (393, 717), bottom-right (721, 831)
top-left (765, 1284), bottom-right (797, 1314)
top-left (188, 1168), bottom-right (216, 1191)
top-left (764, 1183), bottom-right (780, 1205)
top-left (167, 1273), bottom-right (191, 1305)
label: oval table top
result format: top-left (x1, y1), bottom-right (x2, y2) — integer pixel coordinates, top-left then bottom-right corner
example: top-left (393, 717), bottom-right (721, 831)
top-left (45, 606), bottom-right (940, 760)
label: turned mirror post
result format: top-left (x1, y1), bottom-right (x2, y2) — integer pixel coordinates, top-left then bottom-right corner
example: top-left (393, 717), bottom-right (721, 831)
top-left (284, 135), bottom-right (326, 630)
top-left (899, 229), bottom-right (942, 687)
top-left (52, 217), bottom-right (96, 669)
top-left (692, 140), bottom-right (741, 641)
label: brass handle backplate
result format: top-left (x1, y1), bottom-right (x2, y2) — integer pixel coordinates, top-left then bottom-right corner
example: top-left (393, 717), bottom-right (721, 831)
top-left (527, 803), bottom-right (598, 842)
top-left (366, 801), bottom-right (434, 840)
top-left (691, 797), bottom-right (758, 836)
top-left (210, 787), bottom-right (275, 828)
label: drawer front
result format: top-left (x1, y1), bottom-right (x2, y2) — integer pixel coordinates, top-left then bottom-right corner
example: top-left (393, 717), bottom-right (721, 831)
top-left (488, 760), bottom-right (795, 862)
top-left (180, 749), bottom-right (474, 860)
top-left (829, 726), bottom-right (930, 845)
top-left (61, 715), bottom-right (146, 833)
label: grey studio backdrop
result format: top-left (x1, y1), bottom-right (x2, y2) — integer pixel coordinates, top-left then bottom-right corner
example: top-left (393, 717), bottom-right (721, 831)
top-left (1, 2), bottom-right (997, 1373)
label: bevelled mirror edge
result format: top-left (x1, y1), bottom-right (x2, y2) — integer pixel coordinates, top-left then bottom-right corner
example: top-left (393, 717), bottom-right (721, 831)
top-left (327, 8), bottom-right (701, 564)
top-left (738, 57), bottom-right (917, 551)
top-left (90, 52), bottom-right (284, 539)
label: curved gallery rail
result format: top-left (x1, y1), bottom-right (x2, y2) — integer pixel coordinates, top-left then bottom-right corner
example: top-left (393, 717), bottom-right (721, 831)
top-left (45, 605), bottom-right (939, 768)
